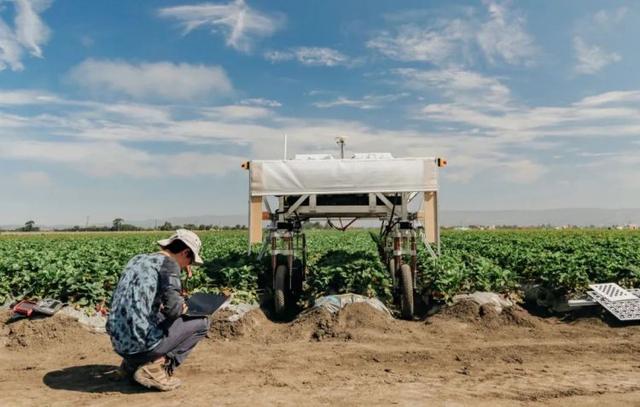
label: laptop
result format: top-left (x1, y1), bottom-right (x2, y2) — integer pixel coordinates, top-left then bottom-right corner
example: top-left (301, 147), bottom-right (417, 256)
top-left (185, 292), bottom-right (232, 317)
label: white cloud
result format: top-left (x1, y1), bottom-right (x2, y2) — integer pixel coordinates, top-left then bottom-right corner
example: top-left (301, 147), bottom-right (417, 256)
top-left (14, 0), bottom-right (51, 58)
top-left (201, 104), bottom-right (273, 120)
top-left (366, 20), bottom-right (472, 64)
top-left (573, 7), bottom-right (628, 75)
top-left (17, 170), bottom-right (52, 187)
top-left (158, 0), bottom-right (283, 53)
top-left (0, 140), bottom-right (156, 177)
top-left (394, 68), bottom-right (511, 109)
top-left (96, 103), bottom-right (172, 123)
top-left (0, 139), bottom-right (243, 178)
top-left (167, 152), bottom-right (244, 176)
top-left (313, 93), bottom-right (408, 110)
top-left (368, 1), bottom-right (536, 66)
top-left (574, 91), bottom-right (640, 107)
top-left (264, 47), bottom-right (350, 67)
top-left (0, 0), bottom-right (51, 71)
top-left (0, 89), bottom-right (58, 104)
top-left (1, 85), bottom-right (638, 190)
top-left (477, 0), bottom-right (537, 65)
top-left (0, 90), bottom-right (504, 181)
top-left (593, 7), bottom-right (627, 27)
top-left (67, 59), bottom-right (234, 101)
top-left (418, 88), bottom-right (640, 142)
top-left (573, 36), bottom-right (621, 75)
top-left (0, 18), bottom-right (24, 70)
top-left (500, 159), bottom-right (547, 184)
top-left (239, 97), bottom-right (281, 107)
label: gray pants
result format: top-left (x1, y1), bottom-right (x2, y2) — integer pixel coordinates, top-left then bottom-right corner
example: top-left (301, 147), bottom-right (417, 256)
top-left (122, 315), bottom-right (209, 374)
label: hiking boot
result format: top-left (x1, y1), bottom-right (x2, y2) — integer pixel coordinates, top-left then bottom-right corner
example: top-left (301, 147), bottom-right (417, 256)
top-left (104, 361), bottom-right (134, 382)
top-left (119, 359), bottom-right (135, 377)
top-left (133, 359), bottom-right (182, 391)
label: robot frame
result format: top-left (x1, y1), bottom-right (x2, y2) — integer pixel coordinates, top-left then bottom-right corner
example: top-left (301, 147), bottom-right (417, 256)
top-left (243, 151), bottom-right (446, 319)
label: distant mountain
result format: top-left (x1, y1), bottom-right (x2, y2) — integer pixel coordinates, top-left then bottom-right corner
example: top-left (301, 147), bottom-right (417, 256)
top-left (440, 208), bottom-right (640, 227)
top-left (2, 209), bottom-right (638, 230)
top-left (132, 208), bottom-right (639, 228)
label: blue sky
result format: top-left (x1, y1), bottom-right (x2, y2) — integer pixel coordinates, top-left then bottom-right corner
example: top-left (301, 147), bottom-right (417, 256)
top-left (0, 0), bottom-right (639, 225)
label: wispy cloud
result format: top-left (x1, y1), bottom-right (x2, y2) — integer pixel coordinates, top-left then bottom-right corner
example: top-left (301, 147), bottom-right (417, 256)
top-left (418, 86), bottom-right (640, 141)
top-left (239, 97), bottom-right (281, 107)
top-left (158, 0), bottom-right (284, 53)
top-left (240, 98), bottom-right (282, 107)
top-left (0, 0), bottom-right (51, 71)
top-left (574, 90), bottom-right (640, 107)
top-left (67, 59), bottom-right (234, 101)
top-left (368, 1), bottom-right (536, 66)
top-left (0, 88), bottom-right (522, 182)
top-left (17, 170), bottom-right (52, 187)
top-left (2, 82), bottom-right (639, 189)
top-left (264, 47), bottom-right (350, 67)
top-left (394, 67), bottom-right (511, 109)
top-left (0, 139), bottom-right (245, 178)
top-left (592, 7), bottom-right (627, 28)
top-left (573, 36), bottom-right (621, 74)
top-left (313, 93), bottom-right (408, 110)
top-left (572, 7), bottom-right (628, 75)
top-left (0, 89), bottom-right (59, 104)
top-left (476, 0), bottom-right (537, 65)
top-left (366, 19), bottom-right (472, 64)
top-left (201, 104), bottom-right (273, 120)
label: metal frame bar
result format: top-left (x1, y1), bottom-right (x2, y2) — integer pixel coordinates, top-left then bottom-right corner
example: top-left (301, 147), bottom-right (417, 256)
top-left (435, 192), bottom-right (441, 255)
top-left (420, 232), bottom-right (438, 259)
top-left (401, 192), bottom-right (408, 220)
top-left (375, 193), bottom-right (394, 210)
top-left (309, 194), bottom-right (317, 213)
top-left (286, 194), bottom-right (309, 216)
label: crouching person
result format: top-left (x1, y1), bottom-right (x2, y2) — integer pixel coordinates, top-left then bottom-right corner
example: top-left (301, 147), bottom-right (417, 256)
top-left (106, 229), bottom-right (208, 391)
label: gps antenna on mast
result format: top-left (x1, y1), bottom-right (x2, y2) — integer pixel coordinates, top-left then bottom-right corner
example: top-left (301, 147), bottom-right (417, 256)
top-left (335, 136), bottom-right (346, 159)
top-left (283, 134), bottom-right (288, 160)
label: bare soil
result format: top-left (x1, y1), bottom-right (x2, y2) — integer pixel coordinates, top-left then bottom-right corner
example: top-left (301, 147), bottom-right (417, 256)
top-left (2, 302), bottom-right (640, 406)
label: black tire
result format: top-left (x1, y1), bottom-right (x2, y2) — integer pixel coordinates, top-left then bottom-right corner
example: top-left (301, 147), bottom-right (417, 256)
top-left (400, 264), bottom-right (414, 319)
top-left (274, 265), bottom-right (287, 315)
top-left (292, 259), bottom-right (304, 295)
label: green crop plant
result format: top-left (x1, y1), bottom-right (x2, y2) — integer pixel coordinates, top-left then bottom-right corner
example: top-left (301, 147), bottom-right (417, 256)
top-left (0, 229), bottom-right (638, 307)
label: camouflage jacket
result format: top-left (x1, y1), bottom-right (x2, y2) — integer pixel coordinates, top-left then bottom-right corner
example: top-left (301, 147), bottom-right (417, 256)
top-left (106, 253), bottom-right (184, 355)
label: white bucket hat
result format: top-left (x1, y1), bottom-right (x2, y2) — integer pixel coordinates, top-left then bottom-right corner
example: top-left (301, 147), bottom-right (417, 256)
top-left (157, 229), bottom-right (204, 265)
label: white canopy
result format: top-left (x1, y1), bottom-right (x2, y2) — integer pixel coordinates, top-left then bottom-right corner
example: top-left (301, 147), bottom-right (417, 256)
top-left (250, 157), bottom-right (439, 196)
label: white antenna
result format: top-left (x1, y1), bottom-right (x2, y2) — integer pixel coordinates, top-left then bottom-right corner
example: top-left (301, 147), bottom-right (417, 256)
top-left (335, 136), bottom-right (346, 159)
top-left (283, 134), bottom-right (288, 160)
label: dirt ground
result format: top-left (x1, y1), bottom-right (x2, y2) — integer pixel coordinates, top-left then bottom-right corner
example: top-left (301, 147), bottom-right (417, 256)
top-left (2, 302), bottom-right (640, 407)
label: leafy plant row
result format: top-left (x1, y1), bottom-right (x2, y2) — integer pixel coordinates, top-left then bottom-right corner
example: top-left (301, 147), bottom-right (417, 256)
top-left (0, 229), bottom-right (639, 307)
top-left (419, 229), bottom-right (640, 300)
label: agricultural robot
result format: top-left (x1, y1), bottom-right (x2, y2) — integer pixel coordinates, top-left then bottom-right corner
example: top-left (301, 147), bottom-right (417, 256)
top-left (242, 145), bottom-right (446, 319)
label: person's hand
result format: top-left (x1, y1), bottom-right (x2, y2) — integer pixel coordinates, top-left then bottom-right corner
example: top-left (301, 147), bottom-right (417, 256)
top-left (186, 264), bottom-right (193, 278)
top-left (182, 303), bottom-right (189, 315)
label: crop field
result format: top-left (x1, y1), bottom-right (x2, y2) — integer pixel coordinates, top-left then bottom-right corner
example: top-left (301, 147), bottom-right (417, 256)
top-left (1, 229), bottom-right (639, 308)
top-left (3, 229), bottom-right (640, 406)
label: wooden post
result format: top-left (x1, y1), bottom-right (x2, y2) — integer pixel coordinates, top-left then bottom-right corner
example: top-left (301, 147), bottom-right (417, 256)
top-left (249, 196), bottom-right (263, 244)
top-left (423, 191), bottom-right (438, 244)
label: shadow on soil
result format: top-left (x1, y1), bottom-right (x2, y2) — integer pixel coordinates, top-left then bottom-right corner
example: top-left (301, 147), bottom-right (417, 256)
top-left (43, 364), bottom-right (146, 394)
top-left (521, 299), bottom-right (640, 327)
